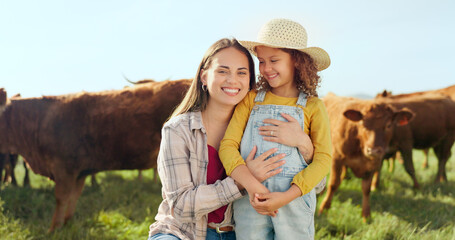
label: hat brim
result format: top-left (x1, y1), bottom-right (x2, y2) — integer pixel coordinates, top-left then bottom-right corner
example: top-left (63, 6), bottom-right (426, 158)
top-left (239, 40), bottom-right (331, 71)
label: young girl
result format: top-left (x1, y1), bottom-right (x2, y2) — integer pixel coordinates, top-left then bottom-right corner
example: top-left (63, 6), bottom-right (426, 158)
top-left (219, 19), bottom-right (332, 239)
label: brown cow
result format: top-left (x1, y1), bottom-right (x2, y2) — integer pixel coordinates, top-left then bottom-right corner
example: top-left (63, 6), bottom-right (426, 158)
top-left (373, 93), bottom-right (455, 189)
top-left (0, 79), bottom-right (191, 232)
top-left (318, 93), bottom-right (414, 220)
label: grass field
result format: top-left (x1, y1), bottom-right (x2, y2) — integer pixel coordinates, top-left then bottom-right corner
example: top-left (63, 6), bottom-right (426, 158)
top-left (1, 148), bottom-right (454, 240)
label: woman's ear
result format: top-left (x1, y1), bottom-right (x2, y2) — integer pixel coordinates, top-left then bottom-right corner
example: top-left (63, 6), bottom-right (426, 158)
top-left (200, 69), bottom-right (207, 85)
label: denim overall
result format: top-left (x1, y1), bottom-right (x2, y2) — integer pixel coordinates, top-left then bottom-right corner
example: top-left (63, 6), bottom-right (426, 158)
top-left (233, 91), bottom-right (316, 240)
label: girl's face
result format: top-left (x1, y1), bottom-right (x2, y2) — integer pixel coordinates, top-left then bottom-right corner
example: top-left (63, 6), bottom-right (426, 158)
top-left (201, 47), bottom-right (251, 108)
top-left (256, 46), bottom-right (297, 97)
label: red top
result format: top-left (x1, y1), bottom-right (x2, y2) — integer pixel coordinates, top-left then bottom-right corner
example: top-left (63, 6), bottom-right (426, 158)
top-left (207, 145), bottom-right (228, 223)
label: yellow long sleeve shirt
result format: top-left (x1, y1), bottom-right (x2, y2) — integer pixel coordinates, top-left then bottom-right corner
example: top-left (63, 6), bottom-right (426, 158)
top-left (219, 90), bottom-right (332, 195)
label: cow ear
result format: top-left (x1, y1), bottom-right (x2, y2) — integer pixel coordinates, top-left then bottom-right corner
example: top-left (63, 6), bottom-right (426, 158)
top-left (0, 88), bottom-right (6, 106)
top-left (394, 109), bottom-right (414, 126)
top-left (343, 110), bottom-right (363, 122)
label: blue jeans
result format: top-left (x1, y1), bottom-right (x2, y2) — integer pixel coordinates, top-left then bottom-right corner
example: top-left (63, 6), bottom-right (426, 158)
top-left (148, 233), bottom-right (180, 240)
top-left (234, 91), bottom-right (316, 240)
top-left (206, 228), bottom-right (236, 240)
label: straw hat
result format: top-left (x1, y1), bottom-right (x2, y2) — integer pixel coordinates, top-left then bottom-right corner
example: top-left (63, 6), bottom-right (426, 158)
top-left (239, 18), bottom-right (330, 71)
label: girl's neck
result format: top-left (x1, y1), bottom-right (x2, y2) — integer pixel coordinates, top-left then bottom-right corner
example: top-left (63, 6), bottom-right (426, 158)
top-left (270, 85), bottom-right (299, 98)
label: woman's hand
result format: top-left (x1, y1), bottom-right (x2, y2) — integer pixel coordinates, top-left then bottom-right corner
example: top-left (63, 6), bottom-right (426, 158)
top-left (245, 146), bottom-right (286, 183)
top-left (259, 113), bottom-right (314, 161)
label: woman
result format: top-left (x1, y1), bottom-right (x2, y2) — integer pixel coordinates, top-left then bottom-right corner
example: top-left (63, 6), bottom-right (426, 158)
top-left (148, 38), bottom-right (314, 240)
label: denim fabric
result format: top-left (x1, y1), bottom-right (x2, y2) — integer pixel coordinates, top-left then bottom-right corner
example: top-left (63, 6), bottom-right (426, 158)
top-left (148, 233), bottom-right (181, 240)
top-left (234, 91), bottom-right (316, 240)
top-left (205, 228), bottom-right (236, 240)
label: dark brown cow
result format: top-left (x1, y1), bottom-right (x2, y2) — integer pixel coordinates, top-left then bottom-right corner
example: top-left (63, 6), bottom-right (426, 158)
top-left (376, 85), bottom-right (455, 172)
top-left (0, 79), bottom-right (191, 231)
top-left (318, 93), bottom-right (413, 220)
top-left (373, 93), bottom-right (455, 189)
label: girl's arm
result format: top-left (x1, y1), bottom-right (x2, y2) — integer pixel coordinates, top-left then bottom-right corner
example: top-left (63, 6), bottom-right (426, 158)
top-left (158, 125), bottom-right (242, 222)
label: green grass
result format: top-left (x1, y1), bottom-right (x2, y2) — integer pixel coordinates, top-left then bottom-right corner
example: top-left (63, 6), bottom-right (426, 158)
top-left (1, 148), bottom-right (454, 240)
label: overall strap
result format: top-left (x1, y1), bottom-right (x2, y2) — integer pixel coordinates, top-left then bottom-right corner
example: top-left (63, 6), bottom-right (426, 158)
top-left (254, 90), bottom-right (267, 103)
top-left (296, 91), bottom-right (308, 107)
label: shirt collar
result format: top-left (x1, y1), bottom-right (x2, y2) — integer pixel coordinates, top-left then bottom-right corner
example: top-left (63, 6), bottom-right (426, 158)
top-left (189, 111), bottom-right (206, 133)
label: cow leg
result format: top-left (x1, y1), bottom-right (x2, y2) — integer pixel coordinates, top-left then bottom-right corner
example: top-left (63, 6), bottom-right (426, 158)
top-left (422, 148), bottom-right (429, 169)
top-left (396, 151), bottom-right (404, 165)
top-left (0, 154), bottom-right (5, 184)
top-left (2, 155), bottom-right (14, 185)
top-left (432, 135), bottom-right (454, 183)
top-left (90, 173), bottom-right (97, 186)
top-left (152, 168), bottom-right (158, 183)
top-left (49, 175), bottom-right (77, 232)
top-left (388, 154), bottom-right (395, 173)
top-left (64, 175), bottom-right (87, 224)
top-left (8, 154), bottom-right (18, 186)
top-left (23, 160), bottom-right (30, 187)
top-left (340, 165), bottom-right (347, 180)
top-left (400, 148), bottom-right (420, 189)
top-left (371, 159), bottom-right (384, 191)
top-left (138, 170), bottom-right (143, 181)
top-left (361, 173), bottom-right (374, 221)
top-left (319, 161), bottom-right (344, 215)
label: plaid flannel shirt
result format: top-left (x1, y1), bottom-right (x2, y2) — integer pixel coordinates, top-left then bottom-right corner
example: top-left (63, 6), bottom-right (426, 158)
top-left (149, 111), bottom-right (243, 240)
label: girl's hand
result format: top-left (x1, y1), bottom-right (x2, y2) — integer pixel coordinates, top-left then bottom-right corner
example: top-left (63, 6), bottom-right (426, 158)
top-left (259, 113), bottom-right (314, 161)
top-left (251, 192), bottom-right (289, 214)
top-left (245, 181), bottom-right (278, 217)
top-left (251, 184), bottom-right (302, 215)
top-left (245, 146), bottom-right (286, 183)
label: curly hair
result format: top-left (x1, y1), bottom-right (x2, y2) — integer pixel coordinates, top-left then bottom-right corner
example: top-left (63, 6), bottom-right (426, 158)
top-left (256, 48), bottom-right (321, 97)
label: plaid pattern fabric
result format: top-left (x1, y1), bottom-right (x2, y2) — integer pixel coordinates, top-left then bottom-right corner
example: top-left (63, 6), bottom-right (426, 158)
top-left (149, 111), bottom-right (243, 240)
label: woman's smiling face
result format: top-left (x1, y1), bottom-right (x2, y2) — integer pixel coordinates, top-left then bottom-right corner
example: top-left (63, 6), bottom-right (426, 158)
top-left (201, 47), bottom-right (251, 107)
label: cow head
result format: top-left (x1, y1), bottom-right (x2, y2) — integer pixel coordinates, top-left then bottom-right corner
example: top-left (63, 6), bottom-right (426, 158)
top-left (343, 103), bottom-right (414, 160)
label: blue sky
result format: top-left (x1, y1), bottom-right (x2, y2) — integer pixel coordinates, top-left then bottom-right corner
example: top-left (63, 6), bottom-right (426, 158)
top-left (1, 0), bottom-right (454, 98)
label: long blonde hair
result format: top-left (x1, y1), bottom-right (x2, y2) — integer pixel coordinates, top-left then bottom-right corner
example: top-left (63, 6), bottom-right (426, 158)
top-left (170, 38), bottom-right (256, 118)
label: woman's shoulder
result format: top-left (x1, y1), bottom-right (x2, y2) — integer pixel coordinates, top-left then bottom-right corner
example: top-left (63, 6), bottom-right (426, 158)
top-left (164, 111), bottom-right (203, 130)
